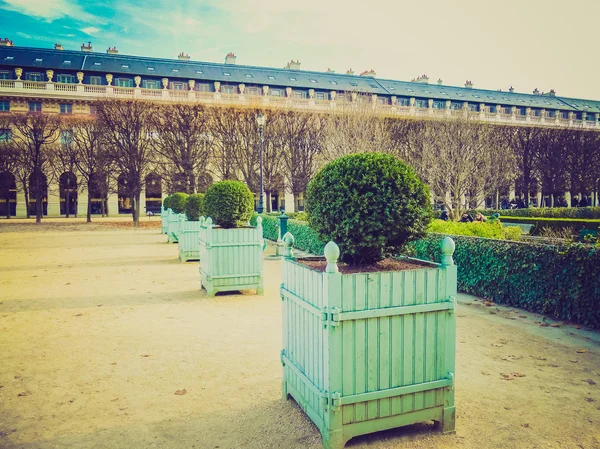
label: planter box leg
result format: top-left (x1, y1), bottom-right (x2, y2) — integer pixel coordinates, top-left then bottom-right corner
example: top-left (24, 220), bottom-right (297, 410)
top-left (441, 406), bottom-right (456, 434)
top-left (322, 430), bottom-right (346, 449)
top-left (256, 278), bottom-right (264, 295)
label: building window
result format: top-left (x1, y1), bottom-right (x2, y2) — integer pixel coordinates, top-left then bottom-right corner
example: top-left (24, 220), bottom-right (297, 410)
top-left (60, 130), bottom-right (73, 144)
top-left (489, 105), bottom-right (497, 113)
top-left (245, 74), bottom-right (253, 78)
top-left (172, 82), bottom-right (185, 91)
top-left (397, 98), bottom-right (410, 107)
top-left (116, 78), bottom-right (132, 88)
top-left (294, 91), bottom-right (306, 99)
top-left (196, 71), bottom-right (203, 75)
top-left (26, 72), bottom-right (43, 82)
top-left (268, 76), bottom-right (276, 80)
top-left (147, 67), bottom-right (155, 71)
top-left (469, 104), bottom-right (478, 112)
top-left (415, 100), bottom-right (427, 108)
top-left (223, 72), bottom-right (231, 76)
top-left (450, 102), bottom-right (462, 110)
top-left (330, 81), bottom-right (338, 85)
top-left (0, 101), bottom-right (9, 112)
top-left (94, 62), bottom-right (102, 66)
top-left (433, 101), bottom-right (445, 109)
top-left (0, 129), bottom-right (11, 141)
top-left (60, 103), bottom-right (73, 114)
top-left (270, 89), bottom-right (283, 97)
top-left (143, 80), bottom-right (159, 89)
top-left (89, 76), bottom-right (102, 85)
top-left (172, 69), bottom-right (179, 73)
top-left (28, 101), bottom-right (42, 112)
top-left (546, 110), bottom-right (555, 118)
top-left (197, 83), bottom-right (210, 92)
top-left (289, 77), bottom-right (297, 81)
top-left (315, 92), bottom-right (326, 100)
top-left (57, 74), bottom-right (73, 83)
top-left (377, 97), bottom-right (388, 105)
top-left (0, 71), bottom-right (11, 80)
top-left (247, 87), bottom-right (261, 96)
top-left (122, 65), bottom-right (129, 69)
top-left (222, 85), bottom-right (234, 94)
top-left (532, 109), bottom-right (541, 117)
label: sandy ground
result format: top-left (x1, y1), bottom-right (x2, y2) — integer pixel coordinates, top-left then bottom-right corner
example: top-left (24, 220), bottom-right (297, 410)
top-left (0, 218), bottom-right (599, 449)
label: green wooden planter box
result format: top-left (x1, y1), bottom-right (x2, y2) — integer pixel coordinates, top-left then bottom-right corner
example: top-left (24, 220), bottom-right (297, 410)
top-left (161, 207), bottom-right (169, 235)
top-left (167, 212), bottom-right (184, 244)
top-left (198, 216), bottom-right (264, 296)
top-left (280, 235), bottom-right (457, 449)
top-left (178, 218), bottom-right (204, 262)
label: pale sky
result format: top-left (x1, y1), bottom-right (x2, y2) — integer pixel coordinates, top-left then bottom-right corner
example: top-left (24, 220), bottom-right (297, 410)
top-left (1, 0), bottom-right (599, 100)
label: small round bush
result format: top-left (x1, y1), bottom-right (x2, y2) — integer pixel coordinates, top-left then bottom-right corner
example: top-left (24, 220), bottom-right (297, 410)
top-left (204, 180), bottom-right (254, 228)
top-left (163, 195), bottom-right (172, 210)
top-left (306, 152), bottom-right (432, 265)
top-left (185, 193), bottom-right (205, 221)
top-left (170, 192), bottom-right (189, 214)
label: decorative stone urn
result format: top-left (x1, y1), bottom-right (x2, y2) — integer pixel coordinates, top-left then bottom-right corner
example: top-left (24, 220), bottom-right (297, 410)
top-left (134, 76), bottom-right (141, 88)
top-left (105, 74), bottom-right (113, 86)
top-left (280, 235), bottom-right (457, 449)
top-left (214, 81), bottom-right (220, 93)
top-left (15, 68), bottom-right (22, 80)
top-left (239, 83), bottom-right (245, 95)
top-left (76, 72), bottom-right (84, 84)
top-left (188, 79), bottom-right (195, 90)
top-left (162, 78), bottom-right (169, 89)
top-left (46, 70), bottom-right (54, 82)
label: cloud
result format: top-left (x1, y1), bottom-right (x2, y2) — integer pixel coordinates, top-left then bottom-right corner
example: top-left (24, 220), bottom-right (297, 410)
top-left (0, 0), bottom-right (105, 24)
top-left (80, 26), bottom-right (100, 36)
top-left (16, 31), bottom-right (32, 39)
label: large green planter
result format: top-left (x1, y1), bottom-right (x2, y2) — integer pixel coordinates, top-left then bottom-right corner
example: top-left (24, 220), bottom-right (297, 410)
top-left (167, 212), bottom-right (184, 244)
top-left (161, 206), bottom-right (169, 235)
top-left (198, 216), bottom-right (264, 296)
top-left (178, 218), bottom-right (203, 262)
top-left (280, 235), bottom-right (457, 449)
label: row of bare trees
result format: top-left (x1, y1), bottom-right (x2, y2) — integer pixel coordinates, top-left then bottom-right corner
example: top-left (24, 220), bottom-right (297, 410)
top-left (1, 99), bottom-right (599, 225)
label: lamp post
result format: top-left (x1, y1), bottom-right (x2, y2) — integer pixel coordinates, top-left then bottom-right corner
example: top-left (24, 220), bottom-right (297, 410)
top-left (256, 112), bottom-right (265, 214)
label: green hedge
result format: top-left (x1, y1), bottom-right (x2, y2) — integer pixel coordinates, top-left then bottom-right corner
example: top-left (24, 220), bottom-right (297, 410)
top-left (410, 234), bottom-right (600, 328)
top-left (428, 219), bottom-right (522, 240)
top-left (478, 207), bottom-right (600, 219)
top-left (251, 214), bottom-right (326, 255)
top-left (498, 217), bottom-right (600, 235)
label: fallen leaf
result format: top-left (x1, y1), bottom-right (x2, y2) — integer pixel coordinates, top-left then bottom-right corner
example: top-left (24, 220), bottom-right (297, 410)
top-left (488, 311), bottom-right (497, 315)
top-left (550, 324), bottom-right (561, 328)
top-left (111, 398), bottom-right (119, 402)
top-left (530, 355), bottom-right (547, 361)
top-left (490, 343), bottom-right (504, 348)
top-left (74, 313), bottom-right (84, 317)
top-left (539, 323), bottom-right (549, 327)
top-left (512, 372), bottom-right (526, 378)
top-left (583, 379), bottom-right (597, 386)
top-left (17, 391), bottom-right (31, 397)
top-left (586, 397), bottom-right (595, 402)
top-left (65, 282), bottom-right (71, 285)
top-left (484, 301), bottom-right (493, 307)
top-left (575, 325), bottom-right (583, 330)
top-left (97, 304), bottom-right (103, 307)
top-left (174, 389), bottom-right (187, 395)
top-left (110, 362), bottom-right (117, 365)
top-left (519, 315), bottom-right (527, 319)
top-left (481, 371), bottom-right (491, 376)
top-left (459, 339), bottom-right (466, 343)
top-left (140, 354), bottom-right (151, 357)
top-left (522, 423), bottom-right (530, 428)
top-left (500, 373), bottom-right (514, 381)
top-left (569, 360), bottom-right (579, 363)
top-left (577, 349), bottom-right (587, 354)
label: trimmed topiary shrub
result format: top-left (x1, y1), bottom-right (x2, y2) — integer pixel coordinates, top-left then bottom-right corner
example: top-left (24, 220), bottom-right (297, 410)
top-left (477, 207), bottom-right (600, 219)
top-left (170, 192), bottom-right (189, 214)
top-left (306, 152), bottom-right (432, 265)
top-left (184, 193), bottom-right (205, 221)
top-left (163, 195), bottom-right (172, 210)
top-left (204, 180), bottom-right (254, 228)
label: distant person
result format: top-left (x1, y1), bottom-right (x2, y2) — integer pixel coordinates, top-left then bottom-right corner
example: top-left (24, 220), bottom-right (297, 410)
top-left (475, 213), bottom-right (487, 222)
top-left (459, 213), bottom-right (474, 223)
top-left (500, 199), bottom-right (509, 210)
top-left (440, 210), bottom-right (449, 221)
top-left (516, 198), bottom-right (526, 209)
top-left (571, 196), bottom-right (579, 207)
top-left (579, 196), bottom-right (589, 207)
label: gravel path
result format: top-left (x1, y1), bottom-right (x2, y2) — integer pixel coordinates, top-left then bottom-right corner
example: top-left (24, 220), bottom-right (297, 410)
top-left (0, 219), bottom-right (598, 449)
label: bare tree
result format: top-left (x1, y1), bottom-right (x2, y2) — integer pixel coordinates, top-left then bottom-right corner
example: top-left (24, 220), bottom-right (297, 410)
top-left (533, 128), bottom-right (570, 207)
top-left (150, 103), bottom-right (213, 194)
top-left (96, 100), bottom-right (156, 227)
top-left (280, 111), bottom-right (326, 211)
top-left (66, 116), bottom-right (109, 222)
top-left (511, 126), bottom-right (543, 206)
top-left (0, 137), bottom-right (19, 218)
top-left (3, 112), bottom-right (61, 223)
top-left (209, 107), bottom-right (241, 182)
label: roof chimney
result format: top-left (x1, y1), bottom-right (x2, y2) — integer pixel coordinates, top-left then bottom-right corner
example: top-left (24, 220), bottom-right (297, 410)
top-left (225, 52), bottom-right (236, 64)
top-left (346, 68), bottom-right (354, 75)
top-left (326, 68), bottom-right (335, 73)
top-left (81, 42), bottom-right (92, 52)
top-left (178, 52), bottom-right (190, 60)
top-left (411, 74), bottom-right (428, 84)
top-left (107, 46), bottom-right (118, 55)
top-left (359, 69), bottom-right (376, 77)
top-left (464, 80), bottom-right (473, 89)
top-left (542, 89), bottom-right (556, 97)
top-left (0, 38), bottom-right (14, 47)
top-left (508, 86), bottom-right (514, 93)
top-left (532, 88), bottom-right (540, 95)
top-left (285, 60), bottom-right (301, 70)
top-left (437, 78), bottom-right (443, 85)
top-left (54, 43), bottom-right (64, 51)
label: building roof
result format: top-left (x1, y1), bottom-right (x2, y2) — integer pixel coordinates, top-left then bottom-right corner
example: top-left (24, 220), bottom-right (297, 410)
top-left (0, 45), bottom-right (597, 113)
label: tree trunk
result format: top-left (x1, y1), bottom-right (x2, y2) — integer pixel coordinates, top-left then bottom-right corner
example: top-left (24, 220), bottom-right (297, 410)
top-left (86, 181), bottom-right (92, 222)
top-left (266, 191), bottom-right (272, 213)
top-left (101, 198), bottom-right (106, 217)
top-left (132, 193), bottom-right (141, 227)
top-left (65, 189), bottom-right (70, 218)
top-left (5, 197), bottom-right (9, 219)
top-left (35, 172), bottom-right (42, 224)
top-left (24, 185), bottom-right (30, 219)
top-left (293, 193), bottom-right (299, 212)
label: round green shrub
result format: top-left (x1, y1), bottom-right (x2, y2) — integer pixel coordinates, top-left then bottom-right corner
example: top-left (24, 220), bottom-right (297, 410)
top-left (306, 152), bottom-right (432, 265)
top-left (204, 180), bottom-right (254, 228)
top-left (170, 192), bottom-right (189, 214)
top-left (163, 195), bottom-right (172, 210)
top-left (185, 193), bottom-right (205, 221)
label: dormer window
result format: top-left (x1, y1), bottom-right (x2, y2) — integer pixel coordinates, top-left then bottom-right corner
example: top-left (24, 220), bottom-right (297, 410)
top-left (245, 74), bottom-right (252, 78)
top-left (147, 67), bottom-right (155, 71)
top-left (330, 81), bottom-right (337, 85)
top-left (35, 58), bottom-right (43, 62)
top-left (223, 72), bottom-right (231, 76)
top-left (122, 64), bottom-right (129, 68)
top-left (406, 88), bottom-right (413, 92)
top-left (268, 76), bottom-right (275, 80)
top-left (94, 62), bottom-right (101, 66)
top-left (172, 69), bottom-right (179, 73)
top-left (289, 77), bottom-right (297, 81)
top-left (389, 87), bottom-right (396, 90)
top-left (196, 70), bottom-right (203, 74)
top-left (309, 79), bottom-right (317, 83)
top-left (5, 56), bottom-right (13, 60)
top-left (63, 60), bottom-right (71, 65)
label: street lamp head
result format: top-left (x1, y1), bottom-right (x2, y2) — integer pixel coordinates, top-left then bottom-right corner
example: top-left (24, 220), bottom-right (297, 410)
top-left (256, 112), bottom-right (265, 128)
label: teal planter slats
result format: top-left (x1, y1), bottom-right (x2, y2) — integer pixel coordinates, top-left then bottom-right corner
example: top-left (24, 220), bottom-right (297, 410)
top-left (198, 216), bottom-right (264, 296)
top-left (161, 207), bottom-right (169, 234)
top-left (281, 235), bottom-right (457, 449)
top-left (167, 213), bottom-right (185, 243)
top-left (178, 217), bottom-right (204, 262)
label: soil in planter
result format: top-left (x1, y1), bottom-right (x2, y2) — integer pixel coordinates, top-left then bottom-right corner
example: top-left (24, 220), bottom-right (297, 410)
top-left (297, 257), bottom-right (432, 274)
